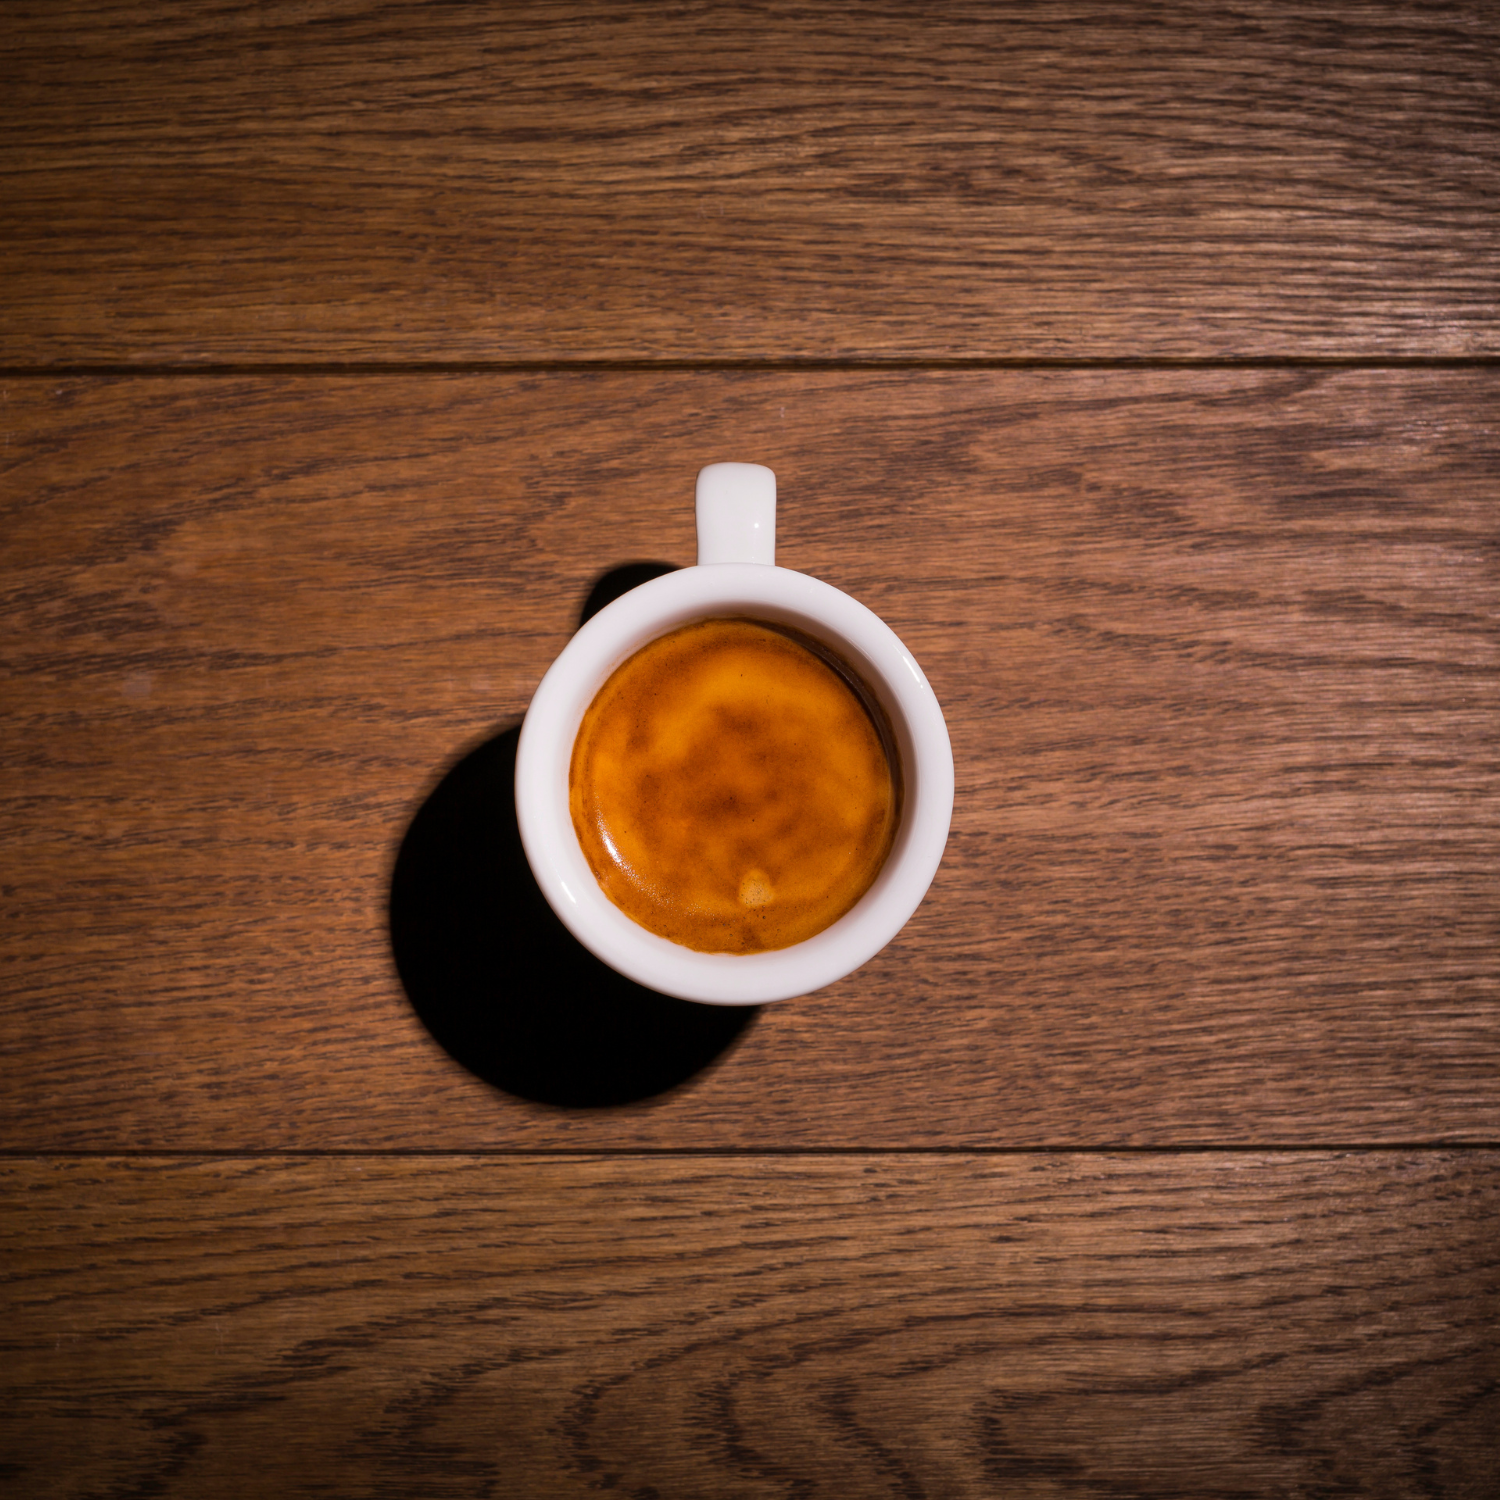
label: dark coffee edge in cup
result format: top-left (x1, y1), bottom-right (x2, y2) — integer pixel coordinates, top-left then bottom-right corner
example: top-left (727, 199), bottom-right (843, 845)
top-left (721, 615), bottom-right (906, 835)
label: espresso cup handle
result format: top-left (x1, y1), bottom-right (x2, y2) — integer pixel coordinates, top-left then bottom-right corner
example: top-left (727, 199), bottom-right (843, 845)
top-left (695, 463), bottom-right (776, 566)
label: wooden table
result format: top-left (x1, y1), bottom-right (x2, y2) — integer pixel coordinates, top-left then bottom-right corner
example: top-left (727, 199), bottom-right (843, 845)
top-left (4, 4), bottom-right (1497, 1494)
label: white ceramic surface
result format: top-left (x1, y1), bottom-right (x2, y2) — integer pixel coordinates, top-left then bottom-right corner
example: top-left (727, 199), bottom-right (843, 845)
top-left (514, 463), bottom-right (954, 1004)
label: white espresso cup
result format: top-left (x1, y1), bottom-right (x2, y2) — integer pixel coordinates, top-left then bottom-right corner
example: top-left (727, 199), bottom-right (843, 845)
top-left (515, 463), bottom-right (953, 1005)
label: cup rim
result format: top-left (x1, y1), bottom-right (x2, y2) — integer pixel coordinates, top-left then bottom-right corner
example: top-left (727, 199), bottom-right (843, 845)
top-left (515, 563), bottom-right (953, 1004)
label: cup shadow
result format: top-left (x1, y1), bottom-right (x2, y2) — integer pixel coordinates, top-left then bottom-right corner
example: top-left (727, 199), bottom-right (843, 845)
top-left (389, 562), bottom-right (758, 1108)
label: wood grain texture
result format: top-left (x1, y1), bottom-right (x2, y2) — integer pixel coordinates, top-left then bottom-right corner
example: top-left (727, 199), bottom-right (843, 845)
top-left (2, 1153), bottom-right (1496, 1499)
top-left (2, 369), bottom-right (1497, 1148)
top-left (3, 0), bottom-right (1498, 364)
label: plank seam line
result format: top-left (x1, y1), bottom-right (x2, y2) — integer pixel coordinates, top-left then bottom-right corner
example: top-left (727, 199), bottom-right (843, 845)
top-left (1, 1145), bottom-right (1496, 1161)
top-left (2, 357), bottom-right (1499, 378)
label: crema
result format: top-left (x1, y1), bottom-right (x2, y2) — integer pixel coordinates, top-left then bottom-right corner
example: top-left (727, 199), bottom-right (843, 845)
top-left (569, 617), bottom-right (898, 954)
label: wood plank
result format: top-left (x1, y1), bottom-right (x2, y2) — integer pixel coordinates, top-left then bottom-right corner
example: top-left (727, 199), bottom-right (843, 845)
top-left (3, 0), bottom-right (1497, 364)
top-left (2, 1152), bottom-right (1496, 1498)
top-left (2, 369), bottom-right (1496, 1148)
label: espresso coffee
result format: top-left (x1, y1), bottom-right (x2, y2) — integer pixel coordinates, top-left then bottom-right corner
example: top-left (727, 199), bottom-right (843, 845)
top-left (569, 617), bottom-right (898, 954)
